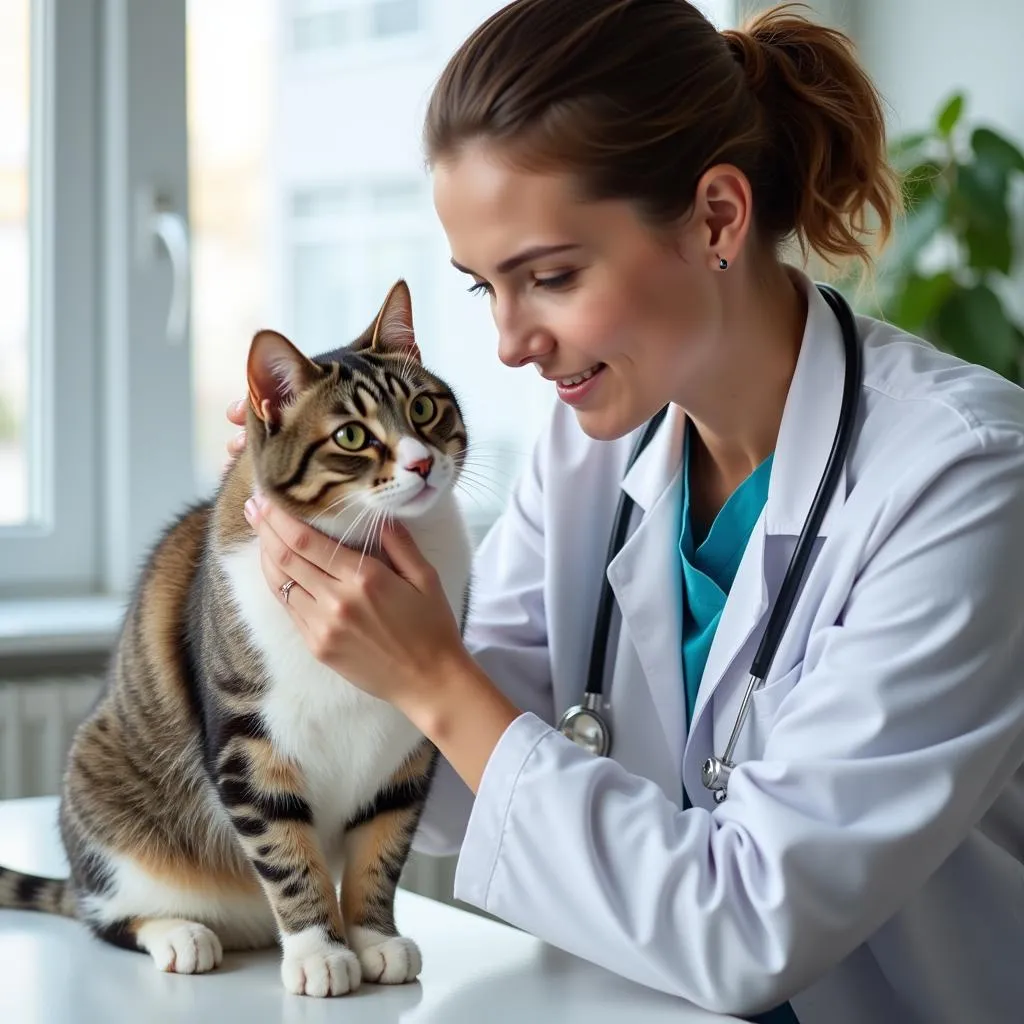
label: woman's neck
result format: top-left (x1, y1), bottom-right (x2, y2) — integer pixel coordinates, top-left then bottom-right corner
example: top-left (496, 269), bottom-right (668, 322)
top-left (680, 262), bottom-right (806, 499)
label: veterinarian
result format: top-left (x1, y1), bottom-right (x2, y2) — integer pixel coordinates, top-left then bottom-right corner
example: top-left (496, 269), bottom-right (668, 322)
top-left (233, 2), bottom-right (1024, 1021)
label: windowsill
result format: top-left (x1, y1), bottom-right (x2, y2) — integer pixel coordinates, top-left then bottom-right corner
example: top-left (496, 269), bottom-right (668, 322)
top-left (0, 510), bottom-right (500, 661)
top-left (0, 595), bottom-right (127, 659)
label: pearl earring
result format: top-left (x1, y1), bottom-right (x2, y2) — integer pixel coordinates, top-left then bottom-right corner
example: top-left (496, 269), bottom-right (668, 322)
top-left (718, 256), bottom-right (728, 270)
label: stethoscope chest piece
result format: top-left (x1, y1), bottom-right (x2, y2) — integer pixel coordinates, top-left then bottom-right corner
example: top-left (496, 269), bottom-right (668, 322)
top-left (557, 693), bottom-right (612, 758)
top-left (700, 756), bottom-right (733, 803)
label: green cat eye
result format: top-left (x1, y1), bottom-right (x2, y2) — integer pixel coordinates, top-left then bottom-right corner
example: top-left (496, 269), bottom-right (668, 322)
top-left (334, 423), bottom-right (368, 451)
top-left (410, 395), bottom-right (436, 426)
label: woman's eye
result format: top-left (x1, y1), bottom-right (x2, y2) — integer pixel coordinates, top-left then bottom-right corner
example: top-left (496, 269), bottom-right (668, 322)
top-left (410, 395), bottom-right (436, 425)
top-left (334, 423), bottom-right (368, 450)
top-left (467, 280), bottom-right (493, 298)
top-left (535, 270), bottom-right (578, 290)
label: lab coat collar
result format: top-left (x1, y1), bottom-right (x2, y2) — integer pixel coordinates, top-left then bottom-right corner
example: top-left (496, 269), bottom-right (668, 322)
top-left (619, 403), bottom-right (686, 514)
top-left (763, 271), bottom-right (851, 538)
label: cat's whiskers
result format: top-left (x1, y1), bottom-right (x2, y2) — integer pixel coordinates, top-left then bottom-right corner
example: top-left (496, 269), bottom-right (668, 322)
top-left (355, 508), bottom-right (385, 577)
top-left (308, 491), bottom-right (360, 530)
top-left (327, 503), bottom-right (378, 573)
top-left (454, 469), bottom-right (507, 508)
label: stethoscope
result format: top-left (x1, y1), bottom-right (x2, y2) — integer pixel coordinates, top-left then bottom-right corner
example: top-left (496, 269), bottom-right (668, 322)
top-left (557, 283), bottom-right (862, 803)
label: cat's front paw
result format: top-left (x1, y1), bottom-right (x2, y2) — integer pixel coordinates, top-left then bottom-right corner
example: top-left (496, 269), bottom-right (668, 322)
top-left (349, 926), bottom-right (422, 984)
top-left (281, 929), bottom-right (361, 997)
top-left (137, 920), bottom-right (224, 974)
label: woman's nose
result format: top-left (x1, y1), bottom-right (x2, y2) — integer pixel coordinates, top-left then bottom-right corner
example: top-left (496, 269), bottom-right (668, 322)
top-left (496, 314), bottom-right (555, 369)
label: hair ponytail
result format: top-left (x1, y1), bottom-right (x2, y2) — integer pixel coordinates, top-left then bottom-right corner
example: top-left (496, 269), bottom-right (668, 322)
top-left (721, 4), bottom-right (901, 267)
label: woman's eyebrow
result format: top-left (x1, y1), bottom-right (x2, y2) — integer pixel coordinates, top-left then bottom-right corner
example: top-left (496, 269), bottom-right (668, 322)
top-left (450, 243), bottom-right (583, 278)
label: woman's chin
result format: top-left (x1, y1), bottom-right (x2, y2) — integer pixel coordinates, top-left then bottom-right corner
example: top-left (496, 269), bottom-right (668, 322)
top-left (572, 406), bottom-right (650, 444)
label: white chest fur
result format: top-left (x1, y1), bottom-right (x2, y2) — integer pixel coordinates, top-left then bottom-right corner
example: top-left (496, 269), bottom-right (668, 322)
top-left (217, 493), bottom-right (472, 853)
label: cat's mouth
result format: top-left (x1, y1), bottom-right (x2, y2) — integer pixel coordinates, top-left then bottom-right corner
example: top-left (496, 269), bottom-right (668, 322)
top-left (397, 480), bottom-right (438, 514)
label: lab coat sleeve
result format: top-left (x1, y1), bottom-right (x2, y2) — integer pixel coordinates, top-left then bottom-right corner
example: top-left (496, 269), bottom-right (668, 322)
top-left (451, 435), bottom-right (1024, 1017)
top-left (412, 421), bottom-right (556, 857)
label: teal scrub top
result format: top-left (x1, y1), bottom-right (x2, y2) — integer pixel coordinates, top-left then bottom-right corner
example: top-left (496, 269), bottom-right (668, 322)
top-left (678, 425), bottom-right (799, 1024)
top-left (679, 425), bottom-right (774, 730)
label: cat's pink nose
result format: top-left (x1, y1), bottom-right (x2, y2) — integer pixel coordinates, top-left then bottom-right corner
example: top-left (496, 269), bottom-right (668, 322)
top-left (405, 455), bottom-right (433, 479)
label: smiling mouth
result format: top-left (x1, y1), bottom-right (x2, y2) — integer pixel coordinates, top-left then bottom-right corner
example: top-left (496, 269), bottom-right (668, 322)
top-left (556, 363), bottom-right (606, 389)
top-left (551, 363), bottom-right (605, 386)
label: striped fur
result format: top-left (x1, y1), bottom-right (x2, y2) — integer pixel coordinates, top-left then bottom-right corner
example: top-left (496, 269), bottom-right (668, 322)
top-left (0, 281), bottom-right (473, 998)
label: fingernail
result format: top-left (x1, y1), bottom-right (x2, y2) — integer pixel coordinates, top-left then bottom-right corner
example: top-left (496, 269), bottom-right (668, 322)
top-left (231, 399), bottom-right (246, 415)
top-left (244, 498), bottom-right (257, 522)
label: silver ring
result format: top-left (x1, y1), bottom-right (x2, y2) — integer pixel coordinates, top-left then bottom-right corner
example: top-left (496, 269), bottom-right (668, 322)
top-left (280, 579), bottom-right (297, 604)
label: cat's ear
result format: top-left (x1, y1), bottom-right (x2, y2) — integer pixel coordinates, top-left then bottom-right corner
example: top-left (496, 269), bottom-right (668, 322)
top-left (354, 280), bottom-right (422, 363)
top-left (246, 330), bottom-right (322, 428)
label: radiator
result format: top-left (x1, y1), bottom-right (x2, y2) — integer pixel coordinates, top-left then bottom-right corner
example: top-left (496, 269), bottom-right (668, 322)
top-left (0, 674), bottom-right (104, 800)
top-left (0, 674), bottom-right (457, 903)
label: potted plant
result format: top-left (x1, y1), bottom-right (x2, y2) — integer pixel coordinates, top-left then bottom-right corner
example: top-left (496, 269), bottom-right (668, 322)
top-left (855, 93), bottom-right (1024, 382)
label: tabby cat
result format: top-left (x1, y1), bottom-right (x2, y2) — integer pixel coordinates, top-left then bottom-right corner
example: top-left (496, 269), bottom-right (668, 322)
top-left (0, 280), bottom-right (473, 998)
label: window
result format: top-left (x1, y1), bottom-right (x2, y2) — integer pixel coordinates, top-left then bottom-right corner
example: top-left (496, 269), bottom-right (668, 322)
top-left (0, 0), bottom-right (742, 608)
top-left (286, 178), bottom-right (433, 353)
top-left (370, 0), bottom-right (419, 39)
top-left (0, 0), bottom-right (106, 598)
top-left (288, 0), bottom-right (423, 55)
top-left (188, 1), bottom-right (550, 531)
top-left (292, 9), bottom-right (349, 52)
top-left (0, 1), bottom-right (31, 528)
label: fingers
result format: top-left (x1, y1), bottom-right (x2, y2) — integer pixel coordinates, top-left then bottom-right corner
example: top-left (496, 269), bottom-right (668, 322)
top-left (258, 544), bottom-right (315, 627)
top-left (380, 521), bottom-right (437, 593)
top-left (226, 400), bottom-right (248, 456)
top-left (245, 498), bottom-right (336, 596)
top-left (227, 398), bottom-right (247, 427)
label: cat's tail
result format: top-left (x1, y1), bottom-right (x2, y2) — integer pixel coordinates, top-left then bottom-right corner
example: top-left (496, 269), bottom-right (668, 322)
top-left (0, 864), bottom-right (77, 918)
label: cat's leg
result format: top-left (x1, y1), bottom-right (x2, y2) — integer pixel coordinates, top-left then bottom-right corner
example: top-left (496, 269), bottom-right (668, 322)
top-left (341, 742), bottom-right (436, 984)
top-left (215, 735), bottom-right (360, 997)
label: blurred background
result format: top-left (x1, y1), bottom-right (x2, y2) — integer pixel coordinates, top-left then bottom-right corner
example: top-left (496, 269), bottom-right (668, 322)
top-left (0, 0), bottom-right (1022, 901)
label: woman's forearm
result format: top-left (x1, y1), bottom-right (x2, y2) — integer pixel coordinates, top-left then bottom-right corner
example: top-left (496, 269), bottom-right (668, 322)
top-left (401, 652), bottom-right (522, 794)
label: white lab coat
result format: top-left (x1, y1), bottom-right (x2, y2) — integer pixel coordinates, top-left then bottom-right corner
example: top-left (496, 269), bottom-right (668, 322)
top-left (412, 274), bottom-right (1024, 1024)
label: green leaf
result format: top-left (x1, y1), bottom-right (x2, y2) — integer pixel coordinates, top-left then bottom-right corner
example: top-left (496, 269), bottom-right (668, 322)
top-left (933, 283), bottom-right (1020, 373)
top-left (964, 220), bottom-right (1013, 275)
top-left (937, 93), bottom-right (965, 137)
top-left (952, 160), bottom-right (1008, 232)
top-left (885, 272), bottom-right (955, 333)
top-left (971, 127), bottom-right (1024, 177)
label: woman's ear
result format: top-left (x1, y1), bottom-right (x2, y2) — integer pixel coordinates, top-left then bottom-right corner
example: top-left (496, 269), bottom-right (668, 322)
top-left (691, 163), bottom-right (753, 271)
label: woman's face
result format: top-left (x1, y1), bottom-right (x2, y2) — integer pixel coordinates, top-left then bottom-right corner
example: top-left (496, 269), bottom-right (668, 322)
top-left (432, 142), bottom-right (728, 442)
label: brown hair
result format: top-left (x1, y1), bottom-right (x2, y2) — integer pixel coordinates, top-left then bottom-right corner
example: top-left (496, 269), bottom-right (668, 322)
top-left (424, 0), bottom-right (901, 270)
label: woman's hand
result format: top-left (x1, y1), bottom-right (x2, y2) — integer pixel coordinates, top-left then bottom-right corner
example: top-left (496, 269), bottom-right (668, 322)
top-left (226, 399), bottom-right (247, 456)
top-left (243, 492), bottom-right (468, 720)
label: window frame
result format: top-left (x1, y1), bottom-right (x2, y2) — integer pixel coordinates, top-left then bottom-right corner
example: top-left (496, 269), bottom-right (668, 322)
top-left (0, 0), bottom-right (195, 605)
top-left (0, 0), bottom-right (100, 598)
